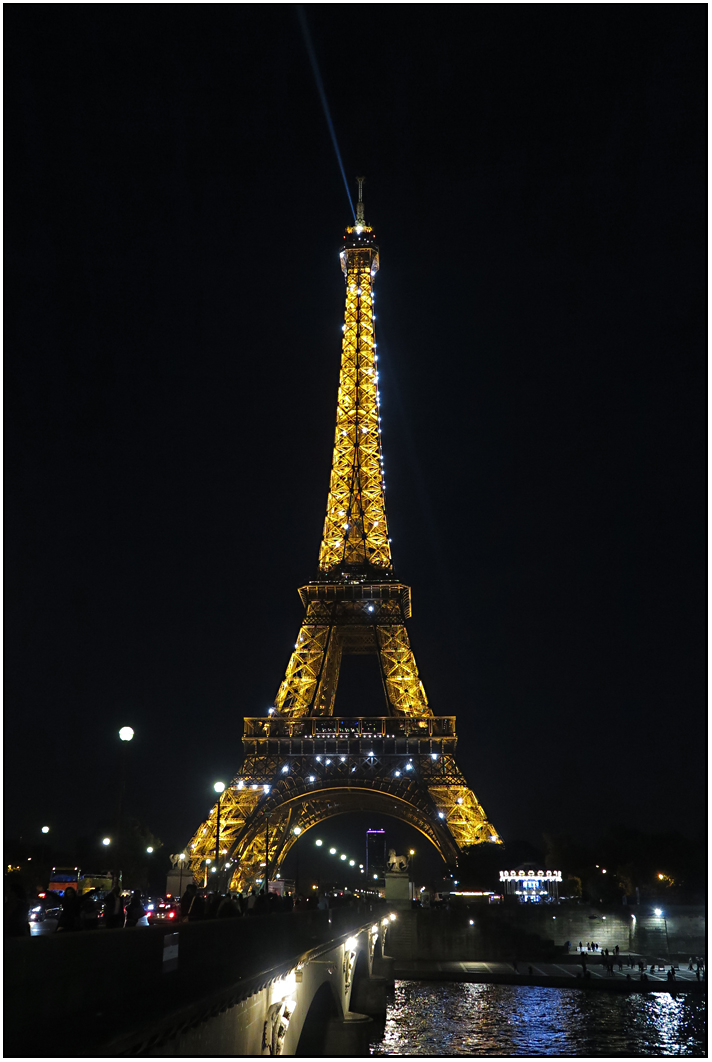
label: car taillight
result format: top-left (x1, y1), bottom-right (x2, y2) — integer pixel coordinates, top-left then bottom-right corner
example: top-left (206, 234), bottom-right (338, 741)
top-left (169, 911), bottom-right (175, 918)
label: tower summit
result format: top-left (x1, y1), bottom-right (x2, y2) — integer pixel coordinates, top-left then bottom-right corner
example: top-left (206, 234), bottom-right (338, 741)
top-left (319, 179), bottom-right (390, 575)
top-left (185, 184), bottom-right (501, 892)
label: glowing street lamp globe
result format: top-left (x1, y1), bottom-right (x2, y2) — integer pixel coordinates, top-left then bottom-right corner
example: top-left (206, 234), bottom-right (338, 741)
top-left (119, 727), bottom-right (134, 742)
top-left (102, 837), bottom-right (111, 846)
top-left (214, 781), bottom-right (225, 794)
top-left (315, 839), bottom-right (323, 847)
top-left (41, 826), bottom-right (50, 834)
top-left (146, 846), bottom-right (154, 854)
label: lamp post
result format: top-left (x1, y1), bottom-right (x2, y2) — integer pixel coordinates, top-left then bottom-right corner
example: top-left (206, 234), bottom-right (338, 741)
top-left (655, 908), bottom-right (671, 958)
top-left (293, 826), bottom-right (302, 894)
top-left (40, 826), bottom-right (50, 872)
top-left (145, 846), bottom-right (154, 894)
top-left (214, 782), bottom-right (225, 889)
top-left (315, 838), bottom-right (323, 891)
top-left (409, 849), bottom-right (416, 902)
top-left (116, 727), bottom-right (134, 889)
top-left (178, 852), bottom-right (186, 898)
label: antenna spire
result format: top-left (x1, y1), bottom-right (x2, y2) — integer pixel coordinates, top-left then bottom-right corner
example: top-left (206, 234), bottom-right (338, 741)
top-left (355, 176), bottom-right (365, 225)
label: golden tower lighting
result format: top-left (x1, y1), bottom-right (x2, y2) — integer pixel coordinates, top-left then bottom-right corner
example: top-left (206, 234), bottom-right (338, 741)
top-left (186, 181), bottom-right (501, 891)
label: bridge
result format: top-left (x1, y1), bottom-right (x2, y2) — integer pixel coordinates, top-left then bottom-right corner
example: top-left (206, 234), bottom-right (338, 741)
top-left (5, 906), bottom-right (396, 1057)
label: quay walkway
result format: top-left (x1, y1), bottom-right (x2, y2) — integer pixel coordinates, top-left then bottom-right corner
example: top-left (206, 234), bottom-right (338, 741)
top-left (394, 956), bottom-right (706, 994)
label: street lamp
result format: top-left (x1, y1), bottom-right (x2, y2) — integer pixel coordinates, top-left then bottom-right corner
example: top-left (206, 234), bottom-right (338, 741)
top-left (102, 837), bottom-right (111, 846)
top-left (116, 726), bottom-right (134, 889)
top-left (178, 853), bottom-right (186, 897)
top-left (654, 908), bottom-right (670, 957)
top-left (213, 782), bottom-right (225, 889)
top-left (42, 826), bottom-right (50, 835)
top-left (292, 826), bottom-right (302, 892)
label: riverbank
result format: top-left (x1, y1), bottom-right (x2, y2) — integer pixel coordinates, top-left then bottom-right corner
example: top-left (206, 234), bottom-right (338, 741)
top-left (393, 958), bottom-right (706, 995)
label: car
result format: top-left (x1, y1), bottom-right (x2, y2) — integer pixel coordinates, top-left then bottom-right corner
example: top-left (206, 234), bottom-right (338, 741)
top-left (29, 895), bottom-right (63, 922)
top-left (148, 901), bottom-right (179, 924)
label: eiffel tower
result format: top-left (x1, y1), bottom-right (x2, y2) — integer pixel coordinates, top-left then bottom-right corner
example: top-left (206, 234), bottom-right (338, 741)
top-left (186, 180), bottom-right (501, 891)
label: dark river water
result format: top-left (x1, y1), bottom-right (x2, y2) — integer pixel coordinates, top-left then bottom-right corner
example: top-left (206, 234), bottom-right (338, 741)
top-left (369, 982), bottom-right (706, 1056)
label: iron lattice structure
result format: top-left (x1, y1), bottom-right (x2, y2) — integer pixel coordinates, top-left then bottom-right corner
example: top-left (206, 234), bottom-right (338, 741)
top-left (187, 182), bottom-right (501, 891)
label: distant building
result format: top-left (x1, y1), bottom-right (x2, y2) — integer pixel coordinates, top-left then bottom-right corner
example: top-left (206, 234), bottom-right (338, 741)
top-left (499, 863), bottom-right (561, 903)
top-left (366, 829), bottom-right (386, 880)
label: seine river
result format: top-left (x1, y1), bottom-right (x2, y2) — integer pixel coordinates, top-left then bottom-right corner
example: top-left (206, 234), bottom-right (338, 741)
top-left (369, 982), bottom-right (706, 1056)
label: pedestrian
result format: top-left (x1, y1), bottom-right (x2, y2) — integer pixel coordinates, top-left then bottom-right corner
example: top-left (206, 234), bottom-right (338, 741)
top-left (79, 889), bottom-right (100, 930)
top-left (317, 891), bottom-right (329, 912)
top-left (688, 957), bottom-right (694, 971)
top-left (247, 888), bottom-right (257, 914)
top-left (57, 886), bottom-right (81, 932)
top-left (695, 967), bottom-right (700, 981)
top-left (103, 886), bottom-right (125, 929)
top-left (528, 965), bottom-right (534, 976)
top-left (669, 965), bottom-right (676, 980)
top-left (268, 890), bottom-right (281, 914)
top-left (254, 888), bottom-right (268, 916)
top-left (4, 880), bottom-right (31, 937)
top-left (578, 940), bottom-right (583, 951)
top-left (125, 891), bottom-right (145, 927)
top-left (217, 894), bottom-right (240, 918)
top-left (180, 883), bottom-right (205, 922)
top-left (618, 958), bottom-right (623, 971)
top-left (283, 891), bottom-right (294, 913)
top-left (614, 945), bottom-right (619, 955)
top-left (204, 892), bottom-right (222, 919)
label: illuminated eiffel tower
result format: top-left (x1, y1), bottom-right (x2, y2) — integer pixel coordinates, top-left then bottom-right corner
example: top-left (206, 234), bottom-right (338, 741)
top-left (186, 181), bottom-right (501, 891)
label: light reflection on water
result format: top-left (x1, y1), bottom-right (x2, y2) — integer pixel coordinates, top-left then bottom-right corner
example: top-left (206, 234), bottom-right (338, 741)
top-left (370, 982), bottom-right (706, 1056)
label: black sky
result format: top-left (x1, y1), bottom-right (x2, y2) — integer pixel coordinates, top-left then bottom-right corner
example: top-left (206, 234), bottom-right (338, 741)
top-left (6, 6), bottom-right (706, 867)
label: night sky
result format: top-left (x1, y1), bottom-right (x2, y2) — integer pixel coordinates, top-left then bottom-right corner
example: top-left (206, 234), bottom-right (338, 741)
top-left (6, 7), bottom-right (706, 872)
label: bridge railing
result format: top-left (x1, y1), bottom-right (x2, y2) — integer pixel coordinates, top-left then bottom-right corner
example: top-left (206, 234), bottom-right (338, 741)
top-left (5, 904), bottom-right (391, 1058)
